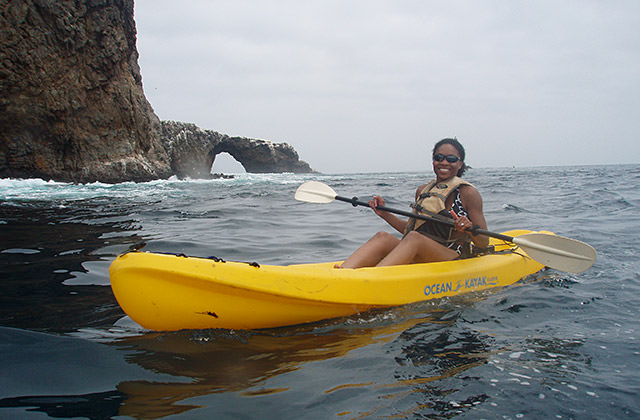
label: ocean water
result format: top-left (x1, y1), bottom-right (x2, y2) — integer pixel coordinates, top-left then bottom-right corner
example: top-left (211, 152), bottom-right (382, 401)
top-left (1, 165), bottom-right (639, 419)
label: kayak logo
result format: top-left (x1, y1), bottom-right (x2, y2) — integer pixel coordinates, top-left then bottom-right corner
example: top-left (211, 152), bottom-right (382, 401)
top-left (423, 275), bottom-right (499, 296)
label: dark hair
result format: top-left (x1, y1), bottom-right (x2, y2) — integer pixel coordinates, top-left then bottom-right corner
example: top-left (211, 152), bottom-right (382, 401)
top-left (432, 137), bottom-right (469, 177)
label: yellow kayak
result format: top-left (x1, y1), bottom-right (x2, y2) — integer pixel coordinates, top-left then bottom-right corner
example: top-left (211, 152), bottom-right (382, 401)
top-left (109, 230), bottom-right (546, 331)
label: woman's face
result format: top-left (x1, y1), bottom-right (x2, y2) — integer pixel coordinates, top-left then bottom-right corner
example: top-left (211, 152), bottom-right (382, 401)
top-left (432, 143), bottom-right (463, 181)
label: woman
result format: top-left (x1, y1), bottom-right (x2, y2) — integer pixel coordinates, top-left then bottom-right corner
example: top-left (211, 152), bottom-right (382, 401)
top-left (337, 138), bottom-right (489, 268)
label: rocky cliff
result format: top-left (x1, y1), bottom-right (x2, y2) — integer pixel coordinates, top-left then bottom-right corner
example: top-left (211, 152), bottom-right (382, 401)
top-left (0, 0), bottom-right (312, 183)
top-left (0, 0), bottom-right (173, 183)
top-left (160, 121), bottom-right (312, 178)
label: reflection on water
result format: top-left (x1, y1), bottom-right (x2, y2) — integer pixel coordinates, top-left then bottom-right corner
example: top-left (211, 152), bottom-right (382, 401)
top-left (113, 311), bottom-right (429, 418)
top-left (0, 201), bottom-right (141, 332)
top-left (0, 391), bottom-right (125, 419)
top-left (343, 305), bottom-right (496, 418)
top-left (0, 302), bottom-right (490, 418)
top-left (0, 294), bottom-right (591, 419)
top-left (0, 326), bottom-right (179, 419)
top-left (112, 297), bottom-right (509, 419)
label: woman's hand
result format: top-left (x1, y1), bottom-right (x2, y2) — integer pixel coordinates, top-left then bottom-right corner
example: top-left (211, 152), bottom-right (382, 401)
top-left (369, 195), bottom-right (388, 218)
top-left (449, 209), bottom-right (472, 234)
top-left (453, 214), bottom-right (473, 233)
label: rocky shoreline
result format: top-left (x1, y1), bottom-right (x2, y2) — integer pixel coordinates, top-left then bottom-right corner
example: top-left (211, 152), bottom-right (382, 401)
top-left (0, 0), bottom-right (313, 183)
top-left (211, 173), bottom-right (235, 179)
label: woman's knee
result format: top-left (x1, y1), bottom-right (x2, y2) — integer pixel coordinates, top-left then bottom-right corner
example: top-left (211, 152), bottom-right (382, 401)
top-left (402, 231), bottom-right (426, 244)
top-left (371, 231), bottom-right (395, 241)
top-left (368, 231), bottom-right (399, 250)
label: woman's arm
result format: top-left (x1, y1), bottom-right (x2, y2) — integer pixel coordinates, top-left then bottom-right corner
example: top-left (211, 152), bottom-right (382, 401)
top-left (374, 184), bottom-right (428, 234)
top-left (369, 195), bottom-right (408, 234)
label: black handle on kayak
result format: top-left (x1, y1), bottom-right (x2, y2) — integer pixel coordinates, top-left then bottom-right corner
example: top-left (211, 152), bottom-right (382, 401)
top-left (334, 195), bottom-right (514, 243)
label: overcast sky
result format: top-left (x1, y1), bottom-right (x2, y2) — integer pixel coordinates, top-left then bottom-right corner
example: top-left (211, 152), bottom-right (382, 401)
top-left (134, 0), bottom-right (639, 173)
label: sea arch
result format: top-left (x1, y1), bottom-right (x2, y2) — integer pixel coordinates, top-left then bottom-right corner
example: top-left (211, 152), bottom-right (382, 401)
top-left (161, 121), bottom-right (313, 178)
top-left (210, 152), bottom-right (246, 174)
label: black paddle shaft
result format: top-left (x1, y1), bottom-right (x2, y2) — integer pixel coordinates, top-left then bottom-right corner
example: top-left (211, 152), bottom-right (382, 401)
top-left (334, 195), bottom-right (514, 243)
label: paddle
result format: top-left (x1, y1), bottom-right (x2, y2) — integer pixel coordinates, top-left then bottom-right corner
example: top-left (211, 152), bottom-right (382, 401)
top-left (295, 181), bottom-right (597, 273)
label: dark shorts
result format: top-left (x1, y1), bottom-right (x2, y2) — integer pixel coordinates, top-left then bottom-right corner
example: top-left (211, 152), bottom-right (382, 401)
top-left (414, 221), bottom-right (472, 259)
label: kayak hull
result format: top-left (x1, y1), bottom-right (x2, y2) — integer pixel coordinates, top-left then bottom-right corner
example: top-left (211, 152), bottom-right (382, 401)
top-left (109, 230), bottom-right (546, 331)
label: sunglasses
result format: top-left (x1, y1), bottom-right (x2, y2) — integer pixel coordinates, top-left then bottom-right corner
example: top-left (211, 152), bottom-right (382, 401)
top-left (433, 153), bottom-right (461, 163)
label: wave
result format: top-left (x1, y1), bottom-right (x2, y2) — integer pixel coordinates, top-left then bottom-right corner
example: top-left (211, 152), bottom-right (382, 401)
top-left (501, 203), bottom-right (530, 213)
top-left (0, 173), bottom-right (420, 202)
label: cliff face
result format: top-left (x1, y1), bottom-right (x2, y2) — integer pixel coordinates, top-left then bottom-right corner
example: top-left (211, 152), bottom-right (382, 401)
top-left (0, 0), bottom-right (172, 183)
top-left (0, 0), bottom-right (312, 182)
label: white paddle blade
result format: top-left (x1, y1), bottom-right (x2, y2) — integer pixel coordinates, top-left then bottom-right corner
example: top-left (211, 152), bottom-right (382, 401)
top-left (513, 233), bottom-right (597, 273)
top-left (295, 181), bottom-right (338, 204)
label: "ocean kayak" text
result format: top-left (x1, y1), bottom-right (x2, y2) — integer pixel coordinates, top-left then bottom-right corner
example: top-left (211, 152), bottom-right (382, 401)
top-left (423, 276), bottom-right (499, 296)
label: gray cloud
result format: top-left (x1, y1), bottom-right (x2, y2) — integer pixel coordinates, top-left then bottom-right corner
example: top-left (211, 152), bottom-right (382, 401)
top-left (135, 0), bottom-right (640, 172)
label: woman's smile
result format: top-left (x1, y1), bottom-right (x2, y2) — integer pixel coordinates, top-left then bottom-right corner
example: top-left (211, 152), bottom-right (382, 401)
top-left (432, 144), bottom-right (462, 180)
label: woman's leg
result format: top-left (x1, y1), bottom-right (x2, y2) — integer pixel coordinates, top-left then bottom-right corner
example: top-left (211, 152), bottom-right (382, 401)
top-left (338, 231), bottom-right (400, 268)
top-left (376, 231), bottom-right (458, 266)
